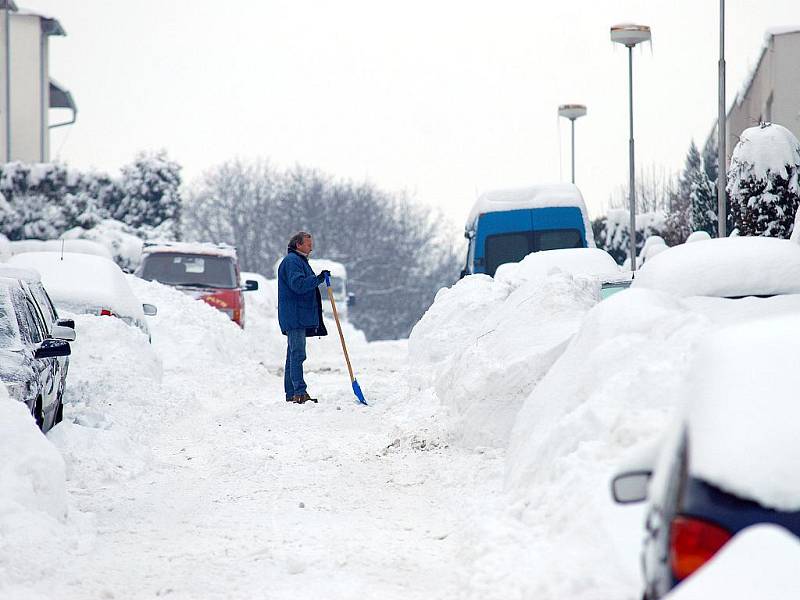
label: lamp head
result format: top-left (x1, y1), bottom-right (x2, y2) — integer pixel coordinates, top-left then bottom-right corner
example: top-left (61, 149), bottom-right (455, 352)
top-left (558, 104), bottom-right (587, 120)
top-left (610, 24), bottom-right (651, 47)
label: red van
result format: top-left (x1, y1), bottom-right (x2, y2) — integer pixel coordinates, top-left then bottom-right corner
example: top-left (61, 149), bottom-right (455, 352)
top-left (136, 242), bottom-right (258, 328)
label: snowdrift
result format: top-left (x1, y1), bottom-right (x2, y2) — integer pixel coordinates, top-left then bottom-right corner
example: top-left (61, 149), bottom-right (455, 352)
top-left (408, 249), bottom-right (616, 448)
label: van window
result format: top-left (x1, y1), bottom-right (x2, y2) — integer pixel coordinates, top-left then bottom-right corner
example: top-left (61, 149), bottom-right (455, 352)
top-left (140, 253), bottom-right (237, 288)
top-left (485, 233), bottom-right (530, 277)
top-left (533, 229), bottom-right (583, 252)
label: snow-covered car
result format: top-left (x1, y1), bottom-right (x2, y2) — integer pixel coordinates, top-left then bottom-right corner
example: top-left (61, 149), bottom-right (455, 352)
top-left (0, 277), bottom-right (72, 431)
top-left (8, 252), bottom-right (157, 340)
top-left (631, 236), bottom-right (800, 298)
top-left (611, 315), bottom-right (800, 599)
top-left (136, 241), bottom-right (257, 328)
top-left (9, 239), bottom-right (113, 260)
top-left (0, 264), bottom-right (76, 404)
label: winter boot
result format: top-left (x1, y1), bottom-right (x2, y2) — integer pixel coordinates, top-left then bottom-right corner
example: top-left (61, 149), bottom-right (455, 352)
top-left (299, 392), bottom-right (318, 404)
top-left (290, 395), bottom-right (307, 404)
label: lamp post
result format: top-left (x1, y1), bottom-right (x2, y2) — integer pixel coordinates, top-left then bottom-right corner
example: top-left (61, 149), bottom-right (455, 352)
top-left (558, 104), bottom-right (587, 184)
top-left (717, 0), bottom-right (727, 237)
top-left (611, 23), bottom-right (651, 272)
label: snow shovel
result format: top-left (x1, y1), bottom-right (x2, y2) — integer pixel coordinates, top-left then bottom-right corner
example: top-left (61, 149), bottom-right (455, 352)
top-left (324, 273), bottom-right (368, 405)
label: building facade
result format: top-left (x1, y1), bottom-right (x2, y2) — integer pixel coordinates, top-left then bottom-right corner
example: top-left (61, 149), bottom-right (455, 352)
top-left (726, 29), bottom-right (800, 162)
top-left (0, 2), bottom-right (76, 163)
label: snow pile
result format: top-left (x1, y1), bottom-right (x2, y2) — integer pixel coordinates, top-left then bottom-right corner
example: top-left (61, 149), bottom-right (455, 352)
top-left (685, 230), bottom-right (711, 243)
top-left (62, 219), bottom-right (145, 272)
top-left (460, 290), bottom-right (710, 599)
top-left (0, 382), bottom-right (69, 594)
top-left (0, 233), bottom-right (10, 261)
top-left (665, 524), bottom-right (800, 599)
top-left (686, 315), bottom-right (800, 511)
top-left (408, 249), bottom-right (619, 449)
top-left (633, 237), bottom-right (800, 297)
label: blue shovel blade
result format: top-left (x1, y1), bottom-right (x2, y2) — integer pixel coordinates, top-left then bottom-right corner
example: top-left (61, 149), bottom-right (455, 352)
top-left (352, 379), bottom-right (368, 405)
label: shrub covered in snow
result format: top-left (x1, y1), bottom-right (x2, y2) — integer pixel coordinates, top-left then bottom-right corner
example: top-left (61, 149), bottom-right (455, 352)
top-left (727, 123), bottom-right (800, 238)
top-left (592, 208), bottom-right (666, 265)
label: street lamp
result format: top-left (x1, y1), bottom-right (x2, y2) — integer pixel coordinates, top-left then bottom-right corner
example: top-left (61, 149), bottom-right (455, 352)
top-left (558, 104), bottom-right (587, 184)
top-left (611, 23), bottom-right (651, 271)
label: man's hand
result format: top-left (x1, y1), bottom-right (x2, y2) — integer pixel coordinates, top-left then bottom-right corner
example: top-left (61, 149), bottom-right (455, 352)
top-left (319, 269), bottom-right (331, 279)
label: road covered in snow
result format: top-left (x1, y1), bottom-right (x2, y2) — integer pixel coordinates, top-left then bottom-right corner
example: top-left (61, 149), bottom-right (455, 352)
top-left (1, 278), bottom-right (507, 600)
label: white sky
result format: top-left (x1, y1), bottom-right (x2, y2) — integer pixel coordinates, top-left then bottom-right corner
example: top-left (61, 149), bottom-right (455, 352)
top-left (28, 0), bottom-right (800, 233)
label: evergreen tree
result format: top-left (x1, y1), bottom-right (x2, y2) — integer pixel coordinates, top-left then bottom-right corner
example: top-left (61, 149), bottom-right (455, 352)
top-left (114, 150), bottom-right (182, 238)
top-left (727, 123), bottom-right (800, 238)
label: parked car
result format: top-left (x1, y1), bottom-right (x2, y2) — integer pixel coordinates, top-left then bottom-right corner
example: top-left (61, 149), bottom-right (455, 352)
top-left (0, 264), bottom-right (75, 408)
top-left (136, 241), bottom-right (257, 328)
top-left (8, 252), bottom-right (157, 340)
top-left (631, 236), bottom-right (800, 299)
top-left (9, 238), bottom-right (113, 260)
top-left (611, 316), bottom-right (800, 598)
top-left (461, 184), bottom-right (594, 277)
top-left (0, 276), bottom-right (72, 432)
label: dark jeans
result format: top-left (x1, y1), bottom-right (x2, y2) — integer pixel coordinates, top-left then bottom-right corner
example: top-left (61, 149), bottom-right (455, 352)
top-left (284, 328), bottom-right (307, 399)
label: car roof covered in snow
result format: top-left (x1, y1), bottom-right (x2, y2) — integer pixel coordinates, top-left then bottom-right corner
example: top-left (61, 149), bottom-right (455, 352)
top-left (685, 315), bottom-right (800, 511)
top-left (465, 183), bottom-right (590, 229)
top-left (10, 239), bottom-right (113, 260)
top-left (142, 241), bottom-right (237, 259)
top-left (632, 237), bottom-right (800, 298)
top-left (7, 251), bottom-right (144, 320)
top-left (0, 264), bottom-right (41, 283)
top-left (308, 259), bottom-right (346, 278)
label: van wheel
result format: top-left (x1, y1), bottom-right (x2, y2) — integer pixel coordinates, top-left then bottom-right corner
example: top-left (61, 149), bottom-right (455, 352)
top-left (34, 397), bottom-right (44, 431)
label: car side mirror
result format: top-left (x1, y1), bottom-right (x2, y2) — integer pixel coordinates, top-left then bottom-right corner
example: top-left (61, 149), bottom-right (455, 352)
top-left (35, 339), bottom-right (71, 359)
top-left (243, 279), bottom-right (259, 292)
top-left (56, 318), bottom-right (75, 329)
top-left (51, 325), bottom-right (76, 342)
top-left (611, 471), bottom-right (652, 504)
top-left (142, 303), bottom-right (158, 316)
top-left (347, 292), bottom-right (356, 307)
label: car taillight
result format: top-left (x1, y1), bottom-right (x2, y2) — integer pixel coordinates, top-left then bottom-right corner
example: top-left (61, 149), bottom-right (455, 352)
top-left (670, 516), bottom-right (732, 581)
top-left (99, 308), bottom-right (115, 317)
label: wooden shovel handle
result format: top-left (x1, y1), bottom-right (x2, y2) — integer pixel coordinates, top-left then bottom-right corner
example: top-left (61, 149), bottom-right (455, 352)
top-left (327, 284), bottom-right (355, 382)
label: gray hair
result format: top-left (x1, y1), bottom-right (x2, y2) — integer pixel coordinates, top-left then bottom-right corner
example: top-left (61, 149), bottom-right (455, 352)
top-left (288, 231), bottom-right (311, 250)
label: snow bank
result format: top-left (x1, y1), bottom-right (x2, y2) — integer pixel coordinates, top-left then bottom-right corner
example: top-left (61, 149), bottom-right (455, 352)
top-left (686, 315), bottom-right (800, 511)
top-left (0, 382), bottom-right (69, 593)
top-left (665, 524), bottom-right (800, 599)
top-left (685, 230), bottom-right (711, 243)
top-left (459, 290), bottom-right (710, 599)
top-left (633, 237), bottom-right (800, 297)
top-left (408, 249), bottom-right (620, 449)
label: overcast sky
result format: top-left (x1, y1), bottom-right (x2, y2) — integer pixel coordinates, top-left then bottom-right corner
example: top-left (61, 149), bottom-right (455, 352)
top-left (27, 0), bottom-right (800, 232)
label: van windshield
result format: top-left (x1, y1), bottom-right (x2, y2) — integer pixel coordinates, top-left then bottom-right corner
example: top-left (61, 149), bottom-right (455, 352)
top-left (484, 228), bottom-right (583, 276)
top-left (140, 253), bottom-right (237, 289)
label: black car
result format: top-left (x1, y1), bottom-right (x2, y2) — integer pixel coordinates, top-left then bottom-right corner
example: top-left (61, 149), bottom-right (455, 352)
top-left (0, 277), bottom-right (72, 432)
top-left (611, 317), bottom-right (800, 598)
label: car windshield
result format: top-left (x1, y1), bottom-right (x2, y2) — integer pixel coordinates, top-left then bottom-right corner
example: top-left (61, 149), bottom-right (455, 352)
top-left (484, 229), bottom-right (583, 276)
top-left (140, 253), bottom-right (237, 289)
top-left (0, 284), bottom-right (22, 349)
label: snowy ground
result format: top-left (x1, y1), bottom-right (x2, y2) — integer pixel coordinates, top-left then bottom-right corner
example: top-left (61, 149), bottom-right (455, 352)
top-left (1, 278), bottom-right (507, 600)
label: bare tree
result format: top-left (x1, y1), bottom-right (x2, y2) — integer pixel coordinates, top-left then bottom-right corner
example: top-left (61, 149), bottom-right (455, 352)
top-left (183, 160), bottom-right (461, 340)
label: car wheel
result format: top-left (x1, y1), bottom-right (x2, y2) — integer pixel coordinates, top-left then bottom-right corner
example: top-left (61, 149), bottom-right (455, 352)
top-left (55, 397), bottom-right (64, 425)
top-left (33, 397), bottom-right (44, 431)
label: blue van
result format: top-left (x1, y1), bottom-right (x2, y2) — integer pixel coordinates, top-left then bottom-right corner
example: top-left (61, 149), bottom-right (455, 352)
top-left (462, 184), bottom-right (594, 277)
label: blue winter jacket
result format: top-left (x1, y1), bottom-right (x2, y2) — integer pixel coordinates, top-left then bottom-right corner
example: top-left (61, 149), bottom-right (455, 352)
top-left (277, 249), bottom-right (328, 336)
